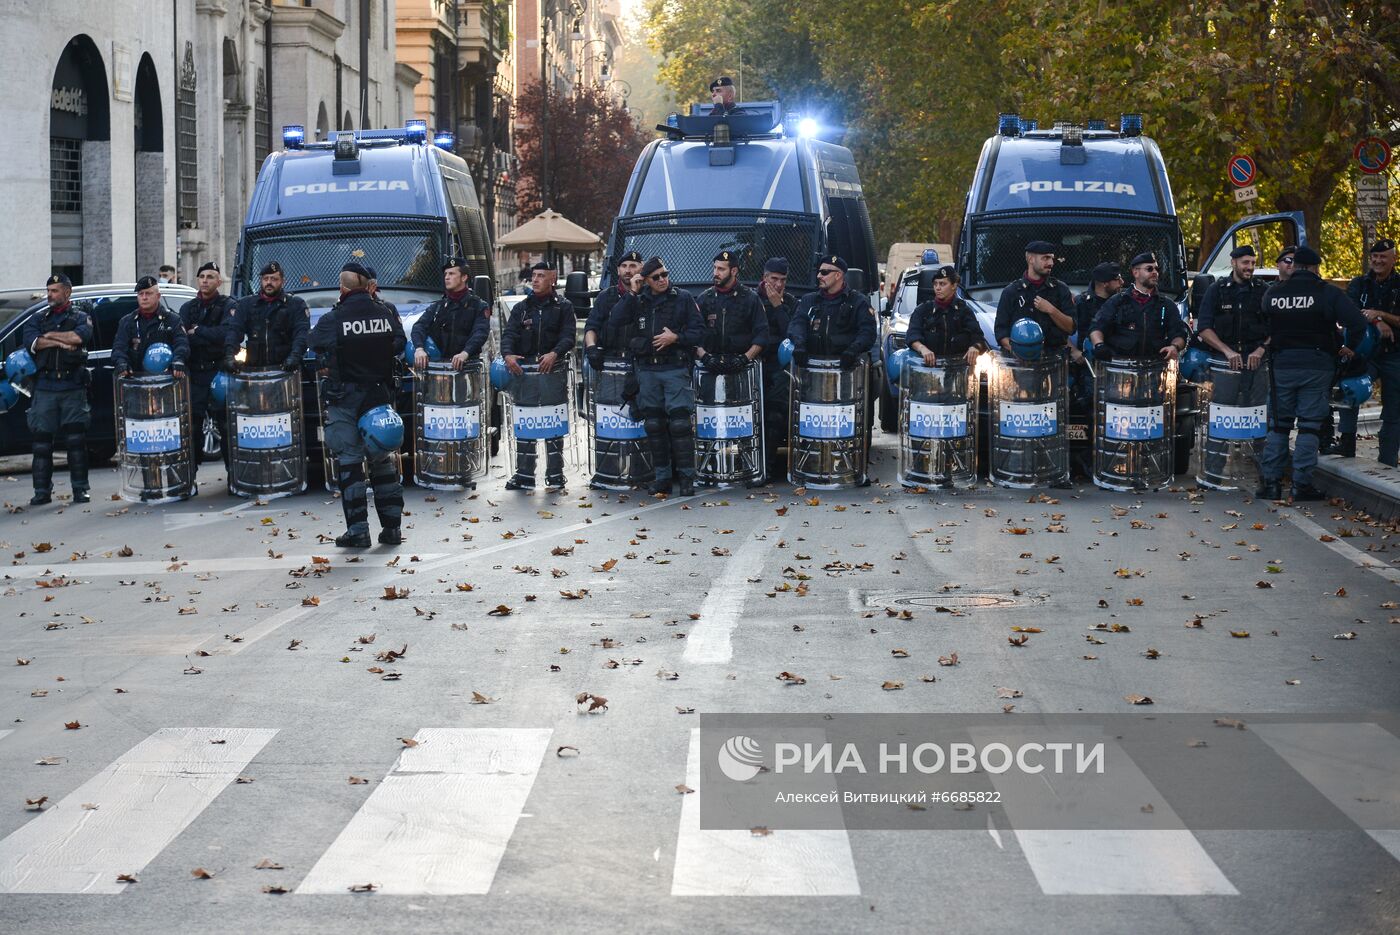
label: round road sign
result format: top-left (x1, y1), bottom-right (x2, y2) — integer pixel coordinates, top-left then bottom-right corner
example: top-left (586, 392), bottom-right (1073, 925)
top-left (1354, 137), bottom-right (1392, 175)
top-left (1227, 154), bottom-right (1257, 188)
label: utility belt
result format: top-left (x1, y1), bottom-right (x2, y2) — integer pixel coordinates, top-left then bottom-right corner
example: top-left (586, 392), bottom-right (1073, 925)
top-left (37, 347), bottom-right (89, 384)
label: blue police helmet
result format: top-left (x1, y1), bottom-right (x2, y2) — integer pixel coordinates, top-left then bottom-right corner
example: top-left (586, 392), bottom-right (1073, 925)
top-left (357, 404), bottom-right (404, 455)
top-left (4, 349), bottom-right (36, 383)
top-left (1009, 318), bottom-right (1044, 361)
top-left (0, 380), bottom-right (18, 414)
top-left (885, 347), bottom-right (916, 383)
top-left (1340, 374), bottom-right (1374, 408)
top-left (777, 338), bottom-right (795, 366)
top-left (1179, 347), bottom-right (1211, 383)
top-left (143, 343), bottom-right (174, 374)
top-left (489, 355), bottom-right (510, 390)
top-left (424, 337), bottom-right (444, 361)
top-left (209, 371), bottom-right (231, 406)
top-left (1346, 324), bottom-right (1380, 360)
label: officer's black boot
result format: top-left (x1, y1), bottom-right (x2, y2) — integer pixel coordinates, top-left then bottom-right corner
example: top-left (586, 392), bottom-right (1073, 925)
top-left (669, 413), bottom-right (696, 497)
top-left (506, 441), bottom-right (536, 490)
top-left (1335, 433), bottom-right (1356, 458)
top-left (30, 436), bottom-right (54, 506)
top-left (64, 432), bottom-right (90, 503)
top-left (1255, 479), bottom-right (1283, 501)
top-left (335, 460), bottom-right (372, 548)
top-left (369, 461), bottom-right (404, 545)
top-left (544, 438), bottom-right (566, 492)
top-left (645, 416), bottom-right (672, 494)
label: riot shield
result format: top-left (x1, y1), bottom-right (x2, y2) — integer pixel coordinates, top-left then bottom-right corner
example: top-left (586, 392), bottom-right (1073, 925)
top-left (1093, 357), bottom-right (1177, 492)
top-left (789, 356), bottom-right (869, 490)
top-left (898, 359), bottom-right (977, 489)
top-left (115, 373), bottom-right (195, 503)
top-left (586, 356), bottom-right (652, 490)
top-left (414, 360), bottom-right (488, 491)
top-left (694, 358), bottom-right (764, 488)
top-left (987, 353), bottom-right (1069, 489)
top-left (1197, 358), bottom-right (1268, 491)
top-left (227, 369), bottom-right (306, 499)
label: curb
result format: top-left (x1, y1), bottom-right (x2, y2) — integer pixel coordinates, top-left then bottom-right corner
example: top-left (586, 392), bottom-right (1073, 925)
top-left (1314, 455), bottom-right (1400, 520)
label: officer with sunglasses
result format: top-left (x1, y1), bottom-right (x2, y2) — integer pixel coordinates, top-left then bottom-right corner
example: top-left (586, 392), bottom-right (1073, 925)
top-left (1088, 252), bottom-right (1187, 362)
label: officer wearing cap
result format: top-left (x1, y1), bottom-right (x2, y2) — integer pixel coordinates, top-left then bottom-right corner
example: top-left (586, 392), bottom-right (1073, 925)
top-left (1275, 246), bottom-right (1298, 282)
top-left (225, 261), bottom-right (309, 373)
top-left (905, 266), bottom-right (985, 368)
top-left (1335, 239), bottom-right (1400, 463)
top-left (113, 277), bottom-right (190, 378)
top-left (788, 255), bottom-right (876, 368)
top-left (994, 241), bottom-right (1077, 358)
top-left (1256, 245), bottom-right (1370, 501)
top-left (758, 257), bottom-right (797, 478)
top-left (363, 266), bottom-right (396, 315)
top-left (308, 262), bottom-right (407, 547)
top-left (501, 262), bottom-right (577, 493)
top-left (709, 76), bottom-right (737, 116)
top-left (697, 249), bottom-right (769, 374)
top-left (1088, 252), bottom-right (1188, 362)
top-left (1195, 245), bottom-right (1270, 371)
top-left (584, 250), bottom-right (644, 372)
top-left (20, 273), bottom-right (93, 505)
top-left (1073, 262), bottom-right (1123, 348)
top-left (178, 261), bottom-right (236, 479)
top-left (411, 258), bottom-right (490, 372)
top-left (608, 256), bottom-right (705, 495)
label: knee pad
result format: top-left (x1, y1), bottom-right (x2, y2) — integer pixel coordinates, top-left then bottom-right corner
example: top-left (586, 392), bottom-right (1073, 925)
top-left (32, 433), bottom-right (55, 450)
top-left (1296, 425), bottom-right (1321, 437)
top-left (668, 415), bottom-right (691, 438)
top-left (644, 416), bottom-right (665, 435)
top-left (1269, 420), bottom-right (1294, 435)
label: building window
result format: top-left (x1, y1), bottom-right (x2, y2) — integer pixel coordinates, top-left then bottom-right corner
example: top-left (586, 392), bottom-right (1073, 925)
top-left (176, 42), bottom-right (198, 228)
top-left (254, 68), bottom-right (270, 167)
top-left (49, 137), bottom-right (83, 213)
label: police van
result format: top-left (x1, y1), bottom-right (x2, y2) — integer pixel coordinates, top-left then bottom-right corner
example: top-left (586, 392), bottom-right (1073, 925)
top-left (235, 121), bottom-right (498, 479)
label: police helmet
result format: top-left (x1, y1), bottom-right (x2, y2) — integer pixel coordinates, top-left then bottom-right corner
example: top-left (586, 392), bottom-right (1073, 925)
top-left (5, 349), bottom-right (37, 384)
top-left (489, 356), bottom-right (510, 390)
top-left (209, 371), bottom-right (231, 406)
top-left (143, 343), bottom-right (174, 374)
top-left (1339, 374), bottom-right (1374, 408)
top-left (357, 404), bottom-right (404, 455)
top-left (1009, 318), bottom-right (1044, 361)
top-left (1179, 347), bottom-right (1212, 383)
top-left (777, 338), bottom-right (795, 366)
top-left (0, 380), bottom-right (18, 414)
top-left (885, 347), bottom-right (916, 383)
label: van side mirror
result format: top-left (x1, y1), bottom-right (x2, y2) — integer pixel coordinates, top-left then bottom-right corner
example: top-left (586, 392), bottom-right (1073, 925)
top-left (1188, 273), bottom-right (1214, 316)
top-left (472, 275), bottom-right (494, 303)
top-left (846, 268), bottom-right (866, 295)
top-left (1185, 246), bottom-right (1201, 272)
top-left (564, 271), bottom-right (590, 313)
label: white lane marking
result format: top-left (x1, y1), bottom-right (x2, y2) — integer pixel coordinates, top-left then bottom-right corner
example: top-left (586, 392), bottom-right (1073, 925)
top-left (197, 605), bottom-right (314, 656)
top-left (1282, 509), bottom-right (1400, 584)
top-left (671, 729), bottom-right (860, 896)
top-left (685, 518), bottom-right (789, 664)
top-left (0, 730), bottom-right (11, 744)
top-left (6, 553), bottom-right (448, 579)
top-left (970, 727), bottom-right (1236, 896)
top-left (296, 728), bottom-right (552, 895)
top-left (163, 499), bottom-right (267, 529)
top-left (0, 727), bottom-right (277, 894)
top-left (1252, 722), bottom-right (1400, 862)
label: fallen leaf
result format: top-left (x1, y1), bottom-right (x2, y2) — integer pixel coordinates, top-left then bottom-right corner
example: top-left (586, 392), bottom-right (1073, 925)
top-left (995, 687), bottom-right (1023, 699)
top-left (254, 858), bottom-right (284, 870)
top-left (115, 873), bottom-right (138, 883)
top-left (937, 652), bottom-right (959, 666)
top-left (1007, 634), bottom-right (1030, 647)
top-left (1124, 694), bottom-right (1154, 705)
top-left (348, 776), bottom-right (369, 785)
top-left (347, 883), bottom-right (378, 893)
top-left (398, 737), bottom-right (419, 748)
top-left (301, 596), bottom-right (321, 607)
top-left (576, 692), bottom-right (609, 713)
top-left (891, 648), bottom-right (910, 658)
top-left (487, 604), bottom-right (514, 616)
top-left (191, 867), bottom-right (216, 879)
top-left (881, 680), bottom-right (905, 691)
top-left (470, 691), bottom-right (495, 704)
top-left (262, 884), bottom-right (290, 894)
top-left (675, 784), bottom-right (695, 795)
top-left (1229, 630), bottom-right (1251, 638)
top-left (1333, 631), bottom-right (1358, 640)
top-left (64, 720), bottom-right (82, 730)
top-left (776, 671), bottom-right (807, 685)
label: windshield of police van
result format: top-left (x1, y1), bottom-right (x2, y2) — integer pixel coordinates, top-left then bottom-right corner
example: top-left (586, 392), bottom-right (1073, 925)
top-left (967, 219), bottom-right (1185, 296)
top-left (238, 217), bottom-right (445, 297)
top-left (613, 210), bottom-right (820, 293)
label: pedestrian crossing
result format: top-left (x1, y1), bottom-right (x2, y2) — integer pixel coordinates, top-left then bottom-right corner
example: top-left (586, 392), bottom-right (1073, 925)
top-left (0, 724), bottom-right (1396, 897)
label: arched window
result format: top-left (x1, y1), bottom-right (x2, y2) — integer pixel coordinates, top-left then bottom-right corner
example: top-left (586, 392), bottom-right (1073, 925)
top-left (222, 37), bottom-right (242, 105)
top-left (176, 42), bottom-right (198, 228)
top-left (315, 101), bottom-right (329, 141)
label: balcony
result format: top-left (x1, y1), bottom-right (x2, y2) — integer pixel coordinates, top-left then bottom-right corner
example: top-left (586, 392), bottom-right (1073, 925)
top-left (456, 1), bottom-right (509, 69)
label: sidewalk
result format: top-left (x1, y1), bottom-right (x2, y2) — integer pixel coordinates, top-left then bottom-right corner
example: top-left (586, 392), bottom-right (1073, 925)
top-left (1314, 407), bottom-right (1400, 519)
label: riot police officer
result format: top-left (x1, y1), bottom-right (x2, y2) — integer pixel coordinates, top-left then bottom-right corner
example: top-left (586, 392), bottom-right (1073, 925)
top-left (225, 261), bottom-right (309, 372)
top-left (1195, 246), bottom-right (1269, 370)
top-left (501, 262), bottom-right (577, 493)
top-left (113, 277), bottom-right (191, 378)
top-left (697, 249), bottom-right (768, 372)
top-left (583, 250), bottom-right (643, 372)
top-left (308, 263), bottom-right (407, 547)
top-left (1335, 238), bottom-right (1400, 462)
top-left (1088, 252), bottom-right (1188, 362)
top-left (20, 274), bottom-right (93, 505)
top-left (609, 256), bottom-right (704, 495)
top-left (1073, 262), bottom-right (1123, 348)
top-left (178, 261), bottom-right (236, 479)
top-left (758, 257), bottom-right (798, 479)
top-left (788, 255), bottom-right (876, 367)
top-left (994, 241), bottom-right (1077, 358)
top-left (411, 258), bottom-right (490, 370)
top-left (708, 76), bottom-right (738, 116)
top-left (1257, 245), bottom-right (1369, 501)
top-left (905, 265), bottom-right (985, 367)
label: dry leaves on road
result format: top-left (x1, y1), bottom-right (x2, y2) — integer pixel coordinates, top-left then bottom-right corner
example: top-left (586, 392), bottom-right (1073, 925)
top-left (776, 671), bottom-right (807, 685)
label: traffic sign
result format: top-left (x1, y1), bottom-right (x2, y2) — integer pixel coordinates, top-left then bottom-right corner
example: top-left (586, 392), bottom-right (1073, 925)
top-left (1357, 175), bottom-right (1389, 224)
top-left (1227, 154), bottom-right (1257, 188)
top-left (1233, 184), bottom-right (1259, 204)
top-left (1354, 137), bottom-right (1392, 175)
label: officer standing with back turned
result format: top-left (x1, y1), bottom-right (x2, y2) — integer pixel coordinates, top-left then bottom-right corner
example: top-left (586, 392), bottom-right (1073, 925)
top-left (21, 274), bottom-right (93, 505)
top-left (1334, 238), bottom-right (1400, 462)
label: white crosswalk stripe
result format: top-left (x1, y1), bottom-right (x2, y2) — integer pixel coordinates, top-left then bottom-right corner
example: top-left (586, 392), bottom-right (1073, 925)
top-left (295, 728), bottom-right (552, 895)
top-left (0, 727), bottom-right (277, 894)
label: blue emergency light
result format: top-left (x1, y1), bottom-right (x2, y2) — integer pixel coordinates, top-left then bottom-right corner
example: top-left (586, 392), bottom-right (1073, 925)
top-left (282, 125), bottom-right (305, 150)
top-left (1119, 113), bottom-right (1143, 136)
top-left (433, 131), bottom-right (455, 151)
top-left (665, 113), bottom-right (680, 129)
top-left (1086, 118), bottom-right (1108, 131)
top-left (405, 119), bottom-right (428, 144)
top-left (997, 113), bottom-right (1020, 137)
top-left (1019, 118), bottom-right (1038, 133)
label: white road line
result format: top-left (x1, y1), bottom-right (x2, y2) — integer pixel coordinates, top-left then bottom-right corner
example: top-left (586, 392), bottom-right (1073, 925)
top-left (671, 729), bottom-right (860, 896)
top-left (1252, 722), bottom-right (1400, 862)
top-left (0, 727), bottom-right (277, 894)
top-left (685, 518), bottom-right (789, 664)
top-left (1282, 510), bottom-right (1400, 584)
top-left (296, 728), bottom-right (552, 895)
top-left (0, 730), bottom-right (11, 744)
top-left (970, 727), bottom-right (1237, 896)
top-left (197, 605), bottom-right (314, 656)
top-left (6, 553), bottom-right (448, 579)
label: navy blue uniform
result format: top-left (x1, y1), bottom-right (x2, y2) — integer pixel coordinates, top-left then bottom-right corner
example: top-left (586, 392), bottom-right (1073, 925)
top-left (787, 287), bottom-right (876, 364)
top-left (994, 276), bottom-right (1073, 352)
top-left (1340, 270), bottom-right (1400, 461)
top-left (21, 301), bottom-right (94, 500)
top-left (500, 291), bottom-right (576, 489)
top-left (698, 282), bottom-right (769, 365)
top-left (410, 290), bottom-right (490, 360)
top-left (1072, 291), bottom-right (1110, 349)
top-left (905, 297), bottom-right (985, 360)
top-left (1088, 289), bottom-right (1188, 361)
top-left (758, 287), bottom-right (797, 474)
top-left (226, 291), bottom-right (309, 370)
top-left (1195, 276), bottom-right (1269, 357)
top-left (179, 292), bottom-right (237, 472)
top-left (500, 291), bottom-right (576, 361)
top-left (112, 308), bottom-right (190, 375)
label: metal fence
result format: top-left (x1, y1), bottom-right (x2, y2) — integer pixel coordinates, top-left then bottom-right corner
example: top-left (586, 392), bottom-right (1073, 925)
top-left (236, 216), bottom-right (446, 297)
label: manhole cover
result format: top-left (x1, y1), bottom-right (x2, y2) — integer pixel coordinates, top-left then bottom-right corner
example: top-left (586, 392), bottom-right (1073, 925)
top-left (897, 594), bottom-right (1019, 609)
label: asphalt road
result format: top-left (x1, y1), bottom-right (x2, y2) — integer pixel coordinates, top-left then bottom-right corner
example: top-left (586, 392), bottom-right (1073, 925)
top-left (1, 437), bottom-right (1398, 935)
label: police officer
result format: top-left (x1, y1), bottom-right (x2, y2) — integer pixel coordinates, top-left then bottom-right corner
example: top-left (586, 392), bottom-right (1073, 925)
top-left (905, 265), bottom-right (985, 368)
top-left (788, 255), bottom-right (876, 368)
top-left (697, 249), bottom-right (768, 372)
top-left (21, 274), bottom-right (93, 505)
top-left (178, 261), bottom-right (236, 478)
top-left (308, 263), bottom-right (406, 547)
top-left (225, 261), bottom-right (309, 373)
top-left (758, 257), bottom-right (797, 479)
top-left (1074, 262), bottom-right (1123, 348)
top-left (1335, 239), bottom-right (1400, 462)
top-left (364, 266), bottom-right (396, 315)
top-left (113, 277), bottom-right (191, 378)
top-left (501, 262), bottom-right (577, 493)
top-left (994, 241), bottom-right (1077, 359)
top-left (1195, 245), bottom-right (1270, 370)
top-left (1257, 245), bottom-right (1370, 501)
top-left (708, 76), bottom-right (737, 116)
top-left (1088, 252), bottom-right (1188, 362)
top-left (411, 258), bottom-right (490, 370)
top-left (609, 256), bottom-right (704, 495)
top-left (1275, 245), bottom-right (1298, 282)
top-left (583, 250), bottom-right (643, 371)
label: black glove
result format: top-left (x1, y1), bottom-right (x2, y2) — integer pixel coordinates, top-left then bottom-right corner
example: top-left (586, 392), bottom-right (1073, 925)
top-left (585, 346), bottom-right (605, 371)
top-left (839, 351), bottom-right (859, 370)
top-left (1092, 344), bottom-right (1112, 362)
top-left (701, 353), bottom-right (721, 373)
top-left (281, 356), bottom-right (300, 373)
top-left (172, 363), bottom-right (186, 376)
top-left (628, 337), bottom-right (647, 356)
top-left (792, 350), bottom-right (809, 367)
top-left (728, 354), bottom-right (751, 374)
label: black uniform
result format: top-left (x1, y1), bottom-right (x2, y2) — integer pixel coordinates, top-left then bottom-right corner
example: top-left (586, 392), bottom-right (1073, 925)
top-left (905, 297), bottom-right (985, 360)
top-left (500, 290), bottom-right (577, 488)
top-left (1195, 275), bottom-right (1270, 357)
top-left (994, 276), bottom-right (1074, 352)
top-left (21, 301), bottom-right (93, 502)
top-left (787, 287), bottom-right (876, 364)
top-left (178, 292), bottom-right (237, 472)
top-left (225, 291), bottom-right (309, 370)
top-left (697, 282), bottom-right (769, 368)
top-left (1072, 291), bottom-right (1111, 348)
top-left (758, 285), bottom-right (797, 474)
top-left (410, 289), bottom-right (491, 360)
top-left (112, 307), bottom-right (191, 375)
top-left (585, 283), bottom-right (634, 363)
top-left (1347, 270), bottom-right (1400, 355)
top-left (1088, 289), bottom-right (1188, 361)
top-left (308, 288), bottom-right (406, 540)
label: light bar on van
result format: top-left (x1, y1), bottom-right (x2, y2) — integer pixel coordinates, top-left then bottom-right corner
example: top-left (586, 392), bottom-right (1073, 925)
top-left (997, 113), bottom-right (1020, 137)
top-left (1119, 113), bottom-right (1143, 136)
top-left (712, 122), bottom-right (731, 145)
top-left (433, 131), bottom-right (454, 151)
top-left (665, 113), bottom-right (680, 129)
top-left (1019, 118), bottom-right (1038, 133)
top-left (1086, 118), bottom-right (1108, 131)
top-left (282, 125), bottom-right (305, 150)
top-left (1061, 123), bottom-right (1084, 145)
top-left (798, 118), bottom-right (819, 139)
top-left (333, 130), bottom-right (357, 160)
top-left (405, 119), bottom-right (428, 144)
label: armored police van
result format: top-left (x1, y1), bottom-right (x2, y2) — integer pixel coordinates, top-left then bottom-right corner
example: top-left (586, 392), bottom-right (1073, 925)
top-left (234, 121), bottom-right (497, 479)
